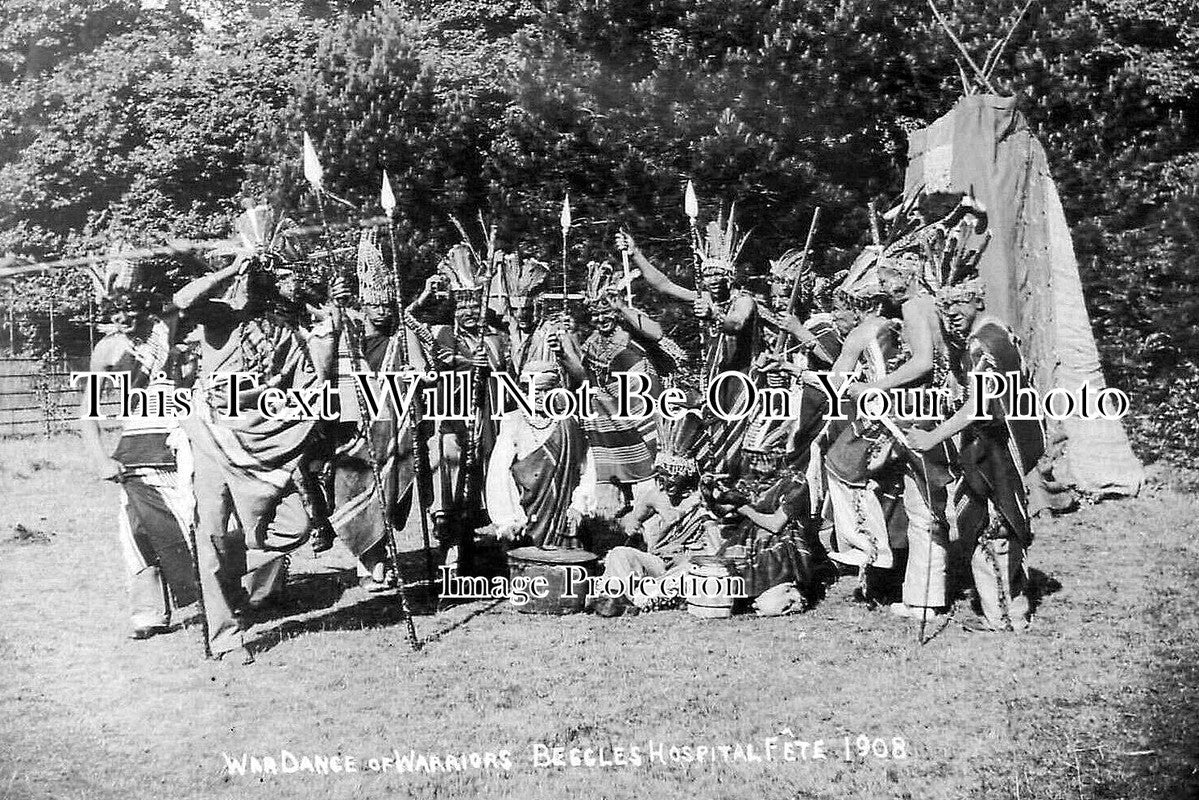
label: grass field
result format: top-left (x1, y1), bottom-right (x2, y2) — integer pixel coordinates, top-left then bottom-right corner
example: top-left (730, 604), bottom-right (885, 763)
top-left (0, 434), bottom-right (1197, 800)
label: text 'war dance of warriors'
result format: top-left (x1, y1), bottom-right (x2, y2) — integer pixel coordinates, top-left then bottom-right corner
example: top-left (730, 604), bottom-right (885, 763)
top-left (75, 138), bottom-right (1068, 664)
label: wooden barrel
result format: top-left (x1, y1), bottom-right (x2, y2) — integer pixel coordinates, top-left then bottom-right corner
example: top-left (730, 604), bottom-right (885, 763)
top-left (685, 556), bottom-right (736, 619)
top-left (506, 546), bottom-right (598, 615)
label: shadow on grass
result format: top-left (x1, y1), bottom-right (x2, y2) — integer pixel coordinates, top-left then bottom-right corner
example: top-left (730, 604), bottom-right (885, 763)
top-left (244, 546), bottom-right (455, 656)
top-left (1027, 567), bottom-right (1063, 617)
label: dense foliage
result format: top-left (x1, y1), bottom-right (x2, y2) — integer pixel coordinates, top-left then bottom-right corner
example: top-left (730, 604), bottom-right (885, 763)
top-left (0, 0), bottom-right (1195, 460)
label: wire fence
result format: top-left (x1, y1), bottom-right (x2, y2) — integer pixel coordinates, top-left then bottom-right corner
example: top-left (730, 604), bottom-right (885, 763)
top-left (0, 357), bottom-right (120, 437)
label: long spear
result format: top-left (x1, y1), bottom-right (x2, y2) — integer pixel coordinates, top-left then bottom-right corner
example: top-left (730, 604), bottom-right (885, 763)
top-left (381, 171), bottom-right (437, 596)
top-left (559, 194), bottom-right (571, 320)
top-left (303, 132), bottom-right (421, 650)
top-left (684, 180), bottom-right (709, 350)
top-left (0, 217), bottom-right (393, 281)
top-left (771, 207), bottom-right (822, 359)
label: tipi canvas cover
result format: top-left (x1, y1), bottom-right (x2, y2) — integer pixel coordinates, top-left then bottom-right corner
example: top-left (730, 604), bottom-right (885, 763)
top-left (904, 93), bottom-right (1143, 498)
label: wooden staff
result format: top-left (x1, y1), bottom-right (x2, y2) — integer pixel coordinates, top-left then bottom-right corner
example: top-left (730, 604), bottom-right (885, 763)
top-left (304, 132), bottom-right (421, 650)
top-left (559, 194), bottom-right (571, 319)
top-left (446, 231), bottom-right (499, 580)
top-left (684, 180), bottom-right (710, 350)
top-left (770, 207), bottom-right (822, 359)
top-left (381, 171), bottom-right (438, 594)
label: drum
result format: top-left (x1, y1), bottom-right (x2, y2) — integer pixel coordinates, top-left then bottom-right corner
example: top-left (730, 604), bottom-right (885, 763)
top-left (685, 556), bottom-right (737, 619)
top-left (506, 545), bottom-right (598, 615)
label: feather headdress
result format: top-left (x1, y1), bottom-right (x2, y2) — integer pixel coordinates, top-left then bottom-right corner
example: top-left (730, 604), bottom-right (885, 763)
top-left (811, 269), bottom-right (849, 313)
top-left (936, 277), bottom-right (987, 309)
top-left (437, 243), bottom-right (481, 295)
top-left (500, 253), bottom-right (549, 310)
top-left (220, 203), bottom-right (308, 310)
top-left (440, 213), bottom-right (499, 300)
top-left (655, 402), bottom-right (703, 479)
top-left (693, 205), bottom-right (749, 278)
top-left (836, 245), bottom-right (886, 303)
top-left (769, 248), bottom-right (809, 288)
top-left (584, 260), bottom-right (619, 307)
top-left (356, 228), bottom-right (394, 306)
top-left (234, 203), bottom-right (300, 261)
top-left (880, 194), bottom-right (990, 292)
top-left (836, 193), bottom-right (990, 303)
top-left (87, 242), bottom-right (143, 304)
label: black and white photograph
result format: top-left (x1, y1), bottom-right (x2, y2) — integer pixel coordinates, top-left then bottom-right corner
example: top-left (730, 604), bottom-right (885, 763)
top-left (0, 1), bottom-right (1196, 798)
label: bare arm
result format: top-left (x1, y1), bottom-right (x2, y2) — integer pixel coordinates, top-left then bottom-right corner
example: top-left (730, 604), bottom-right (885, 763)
top-left (304, 294), bottom-right (347, 385)
top-left (866, 297), bottom-right (935, 392)
top-left (553, 328), bottom-right (587, 384)
top-left (172, 258), bottom-right (243, 310)
top-left (614, 300), bottom-right (663, 342)
top-left (830, 322), bottom-right (870, 376)
top-left (617, 233), bottom-right (696, 303)
top-left (407, 274), bottom-right (446, 318)
top-left (909, 382), bottom-right (977, 453)
top-left (79, 341), bottom-right (124, 481)
top-left (736, 504), bottom-right (788, 535)
top-left (720, 294), bottom-right (756, 335)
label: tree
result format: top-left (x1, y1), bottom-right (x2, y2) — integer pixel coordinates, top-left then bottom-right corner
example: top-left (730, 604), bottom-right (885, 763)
top-left (0, 5), bottom-right (321, 355)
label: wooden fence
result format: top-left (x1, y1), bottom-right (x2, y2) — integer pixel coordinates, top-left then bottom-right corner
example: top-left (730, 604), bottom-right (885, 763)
top-left (0, 357), bottom-right (120, 437)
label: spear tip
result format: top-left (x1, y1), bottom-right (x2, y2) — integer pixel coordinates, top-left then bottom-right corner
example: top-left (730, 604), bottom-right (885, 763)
top-left (302, 131), bottom-right (324, 190)
top-left (380, 170), bottom-right (396, 216)
top-left (560, 193), bottom-right (572, 231)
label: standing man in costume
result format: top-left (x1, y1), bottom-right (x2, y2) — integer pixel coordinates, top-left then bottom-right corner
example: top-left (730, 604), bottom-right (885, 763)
top-left (325, 229), bottom-right (430, 591)
top-left (174, 207), bottom-right (342, 663)
top-left (618, 213), bottom-right (814, 472)
top-left (555, 261), bottom-right (663, 517)
top-left (908, 277), bottom-right (1045, 632)
top-left (616, 213), bottom-right (757, 402)
top-left (821, 254), bottom-right (909, 604)
top-left (422, 239), bottom-right (505, 573)
top-left (498, 252), bottom-right (551, 375)
top-left (80, 254), bottom-right (198, 640)
top-left (746, 248), bottom-right (848, 474)
top-left (844, 195), bottom-right (988, 621)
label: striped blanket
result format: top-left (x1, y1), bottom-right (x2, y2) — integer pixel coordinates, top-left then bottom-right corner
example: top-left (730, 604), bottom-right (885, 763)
top-left (581, 330), bottom-right (660, 484)
top-left (327, 324), bottom-right (428, 556)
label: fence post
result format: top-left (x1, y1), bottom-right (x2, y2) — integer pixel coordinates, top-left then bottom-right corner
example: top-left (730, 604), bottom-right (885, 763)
top-left (48, 294), bottom-right (56, 364)
top-left (6, 286), bottom-right (14, 354)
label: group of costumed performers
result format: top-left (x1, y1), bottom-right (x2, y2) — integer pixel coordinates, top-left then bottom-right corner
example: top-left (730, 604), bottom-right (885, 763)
top-left (80, 185), bottom-right (1048, 663)
top-left (595, 194), bottom-right (1044, 631)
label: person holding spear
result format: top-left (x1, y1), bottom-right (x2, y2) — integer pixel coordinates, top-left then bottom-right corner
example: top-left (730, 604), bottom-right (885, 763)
top-left (299, 134), bottom-right (422, 648)
top-left (421, 222), bottom-right (505, 579)
top-left (322, 222), bottom-right (434, 594)
top-left (615, 191), bottom-right (756, 407)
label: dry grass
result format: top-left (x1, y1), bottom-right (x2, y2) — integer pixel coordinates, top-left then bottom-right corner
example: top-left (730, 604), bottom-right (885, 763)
top-left (0, 435), bottom-right (1196, 800)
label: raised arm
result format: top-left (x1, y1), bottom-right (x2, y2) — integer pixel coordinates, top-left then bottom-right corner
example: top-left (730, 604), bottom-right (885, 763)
top-left (172, 257), bottom-right (244, 311)
top-left (909, 385), bottom-right (976, 452)
top-left (551, 325), bottom-right (587, 385)
top-left (615, 232), bottom-right (696, 304)
top-left (611, 296), bottom-right (663, 342)
top-left (303, 273), bottom-right (351, 384)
